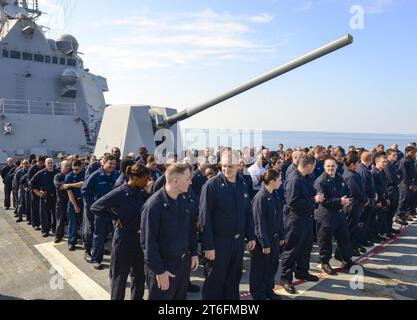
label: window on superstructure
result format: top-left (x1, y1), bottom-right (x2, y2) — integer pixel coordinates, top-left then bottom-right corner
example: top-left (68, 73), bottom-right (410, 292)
top-left (22, 52), bottom-right (33, 61)
top-left (45, 56), bottom-right (51, 63)
top-left (34, 54), bottom-right (44, 62)
top-left (67, 59), bottom-right (77, 67)
top-left (2, 49), bottom-right (9, 58)
top-left (59, 58), bottom-right (66, 65)
top-left (52, 57), bottom-right (58, 64)
top-left (10, 51), bottom-right (21, 59)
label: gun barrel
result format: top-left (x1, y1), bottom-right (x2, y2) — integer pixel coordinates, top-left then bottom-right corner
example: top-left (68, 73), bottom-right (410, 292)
top-left (165, 34), bottom-right (353, 126)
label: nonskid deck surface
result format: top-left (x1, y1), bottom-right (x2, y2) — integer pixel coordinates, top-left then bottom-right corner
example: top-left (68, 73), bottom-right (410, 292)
top-left (1, 190), bottom-right (416, 301)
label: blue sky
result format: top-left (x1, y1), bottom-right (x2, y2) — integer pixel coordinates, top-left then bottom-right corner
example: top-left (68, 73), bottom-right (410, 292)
top-left (39, 0), bottom-right (417, 134)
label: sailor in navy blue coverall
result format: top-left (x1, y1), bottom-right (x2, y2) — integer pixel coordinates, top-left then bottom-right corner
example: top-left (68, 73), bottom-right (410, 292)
top-left (396, 147), bottom-right (417, 224)
top-left (65, 161), bottom-right (85, 250)
top-left (199, 150), bottom-right (256, 300)
top-left (81, 156), bottom-right (119, 267)
top-left (280, 155), bottom-right (322, 295)
top-left (14, 160), bottom-right (30, 223)
top-left (27, 157), bottom-right (46, 229)
top-left (343, 152), bottom-right (369, 256)
top-left (249, 169), bottom-right (285, 300)
top-left (356, 153), bottom-right (377, 247)
top-left (141, 164), bottom-right (199, 300)
top-left (53, 161), bottom-right (71, 243)
top-left (384, 149), bottom-right (402, 234)
top-left (372, 156), bottom-right (392, 238)
top-left (91, 164), bottom-right (152, 300)
top-left (314, 158), bottom-right (354, 275)
top-left (30, 158), bottom-right (59, 237)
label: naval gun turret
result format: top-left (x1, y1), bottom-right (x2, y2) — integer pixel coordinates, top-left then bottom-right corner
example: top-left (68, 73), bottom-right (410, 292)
top-left (94, 34), bottom-right (353, 158)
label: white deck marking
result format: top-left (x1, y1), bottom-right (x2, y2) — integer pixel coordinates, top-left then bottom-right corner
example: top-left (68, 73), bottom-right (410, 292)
top-left (35, 242), bottom-right (110, 300)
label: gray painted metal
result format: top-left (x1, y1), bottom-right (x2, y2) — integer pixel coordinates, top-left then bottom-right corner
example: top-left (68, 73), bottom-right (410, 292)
top-left (0, 1), bottom-right (108, 163)
top-left (166, 34), bottom-right (353, 126)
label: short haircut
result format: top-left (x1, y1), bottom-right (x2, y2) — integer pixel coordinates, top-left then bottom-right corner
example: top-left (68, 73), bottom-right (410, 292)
top-left (405, 146), bottom-right (415, 154)
top-left (375, 155), bottom-right (387, 163)
top-left (361, 151), bottom-right (372, 163)
top-left (270, 157), bottom-right (281, 168)
top-left (292, 150), bottom-right (303, 162)
top-left (166, 164), bottom-right (190, 182)
top-left (61, 160), bottom-right (69, 168)
top-left (314, 145), bottom-right (325, 153)
top-left (221, 150), bottom-right (240, 166)
top-left (345, 152), bottom-right (359, 167)
top-left (299, 154), bottom-right (316, 168)
top-left (261, 169), bottom-right (281, 185)
top-left (72, 160), bottom-right (82, 167)
top-left (103, 154), bottom-right (116, 163)
top-left (120, 159), bottom-right (135, 175)
top-left (147, 155), bottom-right (156, 164)
top-left (37, 155), bottom-right (46, 162)
top-left (164, 158), bottom-right (176, 168)
top-left (386, 149), bottom-right (396, 157)
top-left (324, 157), bottom-right (337, 165)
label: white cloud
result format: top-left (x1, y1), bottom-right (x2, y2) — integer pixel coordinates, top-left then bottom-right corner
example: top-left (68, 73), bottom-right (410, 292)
top-left (86, 8), bottom-right (282, 71)
top-left (366, 0), bottom-right (393, 14)
top-left (295, 0), bottom-right (394, 15)
top-left (297, 1), bottom-right (313, 11)
top-left (248, 13), bottom-right (275, 23)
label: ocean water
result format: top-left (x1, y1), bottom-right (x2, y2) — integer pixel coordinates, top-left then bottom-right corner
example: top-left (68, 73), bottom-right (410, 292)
top-left (182, 129), bottom-right (417, 151)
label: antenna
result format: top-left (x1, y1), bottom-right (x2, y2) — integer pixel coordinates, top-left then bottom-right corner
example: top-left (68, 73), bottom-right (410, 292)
top-left (19, 0), bottom-right (42, 19)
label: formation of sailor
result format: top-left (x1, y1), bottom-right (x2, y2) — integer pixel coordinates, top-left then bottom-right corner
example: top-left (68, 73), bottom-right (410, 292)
top-left (2, 141), bottom-right (417, 300)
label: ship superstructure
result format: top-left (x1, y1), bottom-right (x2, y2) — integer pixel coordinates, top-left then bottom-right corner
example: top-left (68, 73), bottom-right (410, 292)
top-left (0, 0), bottom-right (108, 162)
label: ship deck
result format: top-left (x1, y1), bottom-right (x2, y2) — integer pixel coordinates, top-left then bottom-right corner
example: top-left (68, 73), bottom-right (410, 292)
top-left (1, 190), bottom-right (417, 301)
